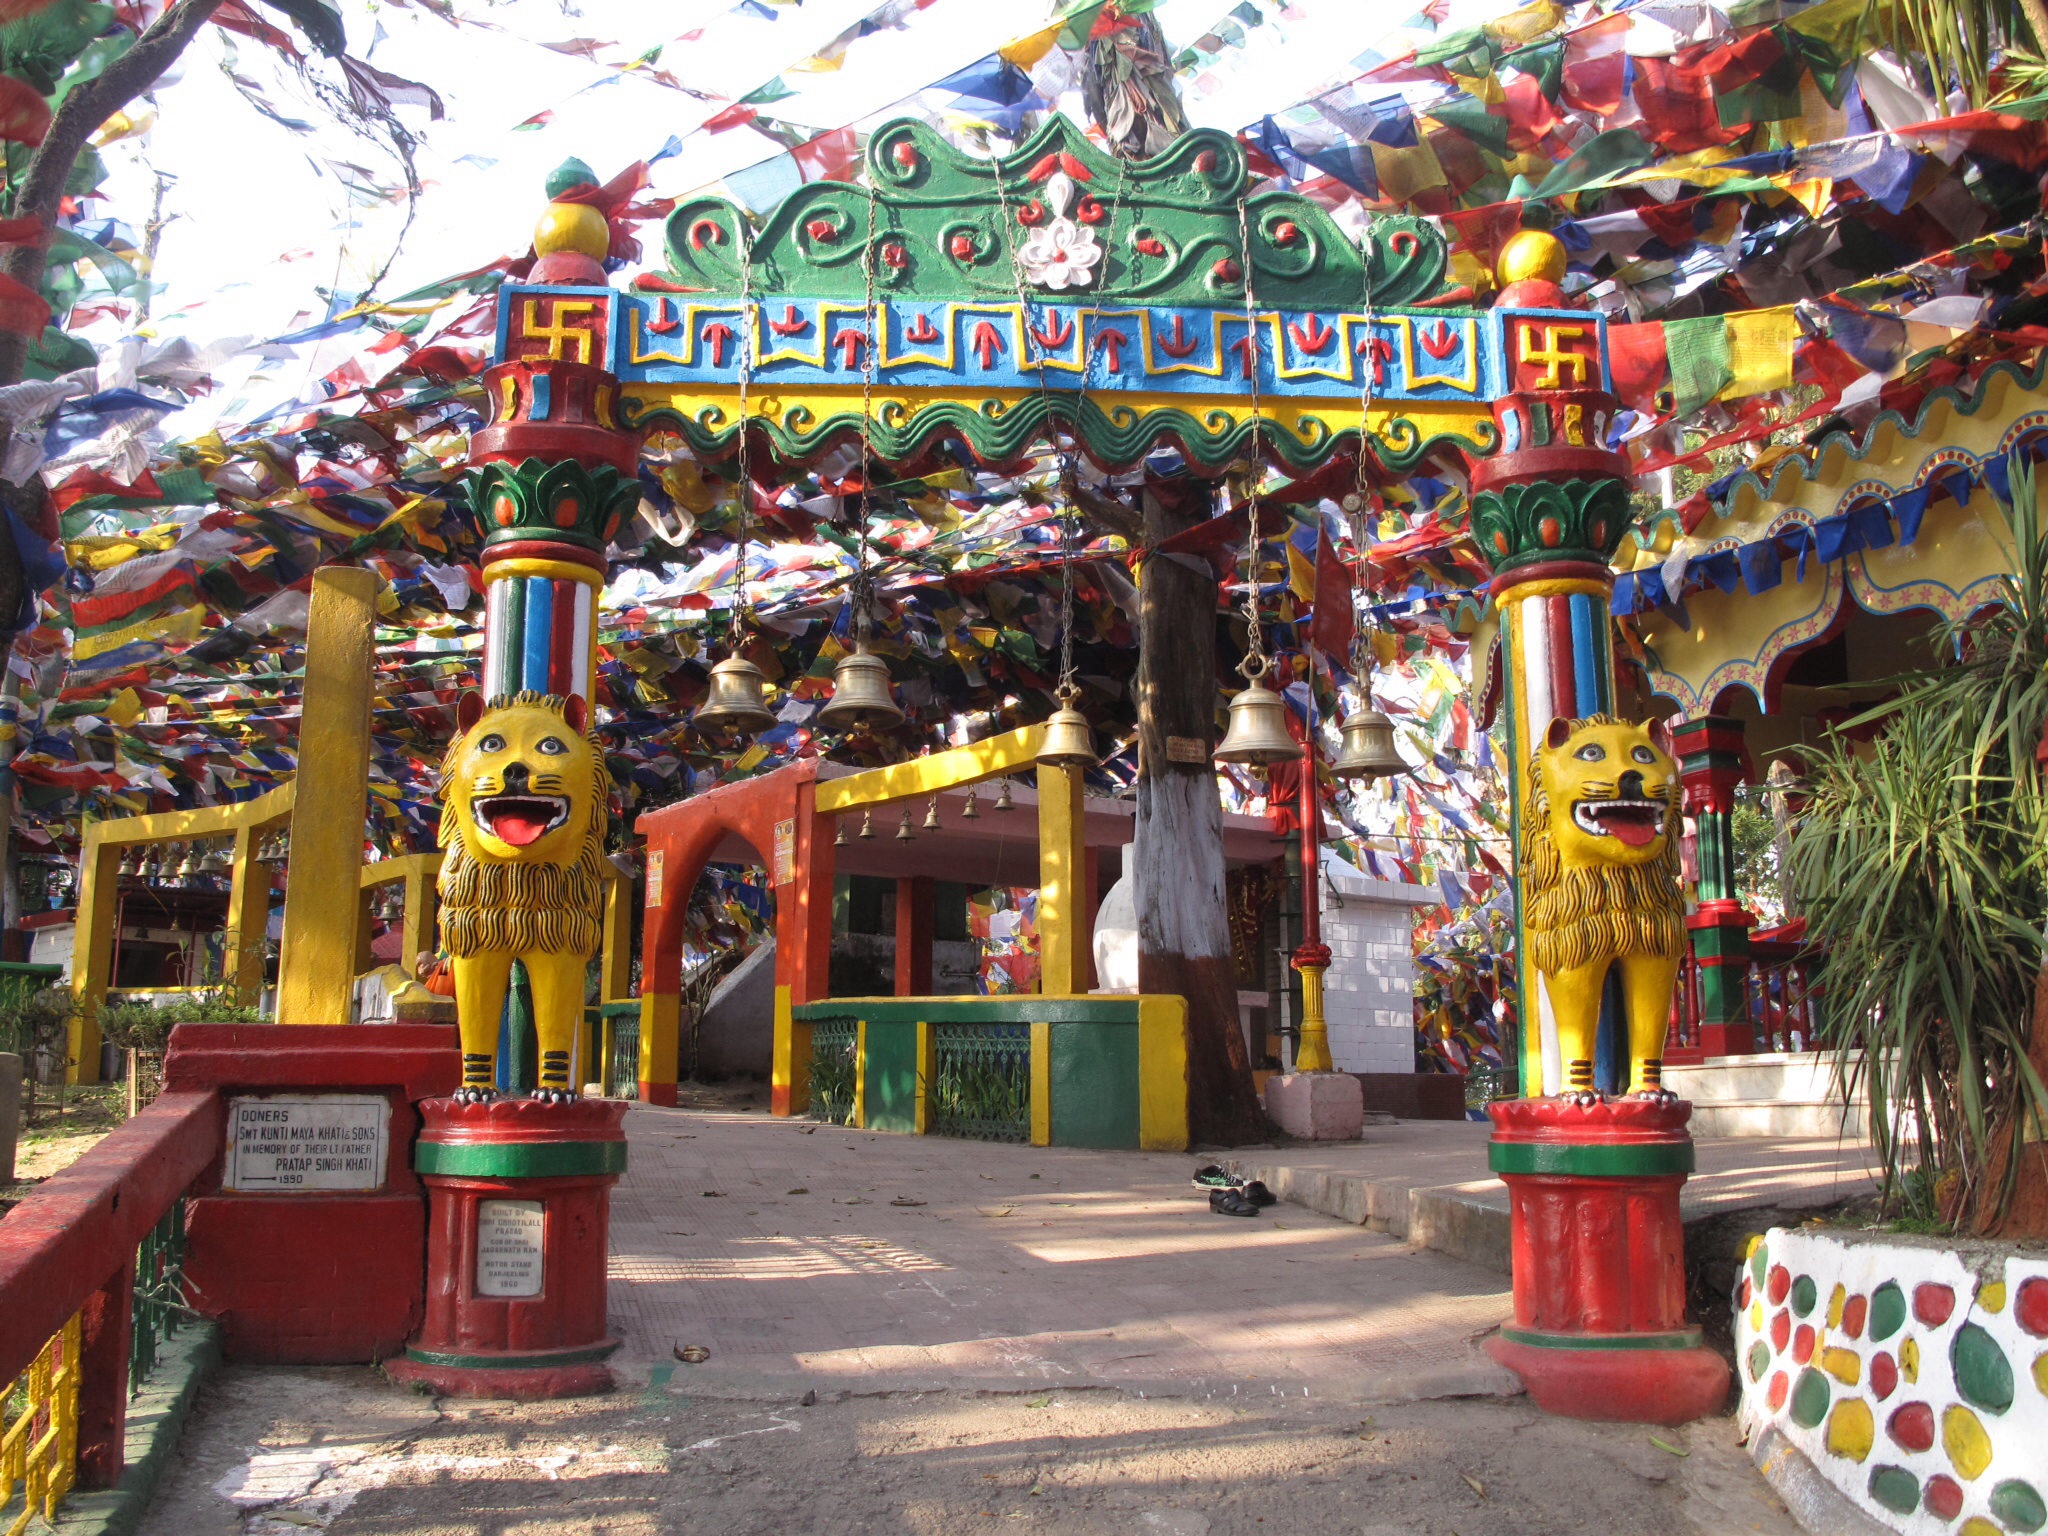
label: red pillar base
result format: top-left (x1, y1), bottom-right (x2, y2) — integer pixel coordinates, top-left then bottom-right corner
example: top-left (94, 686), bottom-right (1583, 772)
top-left (641, 1082), bottom-right (678, 1107)
top-left (1487, 1095), bottom-right (1729, 1425)
top-left (385, 1341), bottom-right (618, 1400)
top-left (1483, 1331), bottom-right (1730, 1426)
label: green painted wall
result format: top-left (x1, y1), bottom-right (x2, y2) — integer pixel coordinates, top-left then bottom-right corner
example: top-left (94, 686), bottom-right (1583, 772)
top-left (1049, 1020), bottom-right (1139, 1150)
top-left (862, 1017), bottom-right (919, 1133)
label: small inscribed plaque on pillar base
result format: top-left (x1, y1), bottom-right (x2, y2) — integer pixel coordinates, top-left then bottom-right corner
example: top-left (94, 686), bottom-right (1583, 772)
top-left (223, 1094), bottom-right (389, 1192)
top-left (646, 849), bottom-right (665, 905)
top-left (476, 1199), bottom-right (546, 1297)
top-left (1165, 736), bottom-right (1209, 764)
top-left (773, 818), bottom-right (795, 884)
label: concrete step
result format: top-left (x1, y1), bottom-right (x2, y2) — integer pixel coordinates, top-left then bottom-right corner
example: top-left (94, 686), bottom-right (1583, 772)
top-left (1663, 1053), bottom-right (1841, 1103)
top-left (1686, 1097), bottom-right (1867, 1139)
top-left (1221, 1154), bottom-right (1512, 1274)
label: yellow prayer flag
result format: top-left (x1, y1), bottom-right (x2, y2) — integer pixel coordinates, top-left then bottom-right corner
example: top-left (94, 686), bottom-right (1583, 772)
top-left (107, 687), bottom-right (144, 727)
top-left (1721, 307), bottom-right (1799, 399)
top-left (1000, 22), bottom-right (1064, 70)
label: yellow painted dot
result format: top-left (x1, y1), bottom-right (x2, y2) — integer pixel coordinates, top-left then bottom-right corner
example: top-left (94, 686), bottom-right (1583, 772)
top-left (1902, 1336), bottom-right (1920, 1384)
top-left (1979, 1281), bottom-right (2007, 1314)
top-left (1959, 1521), bottom-right (2003, 1536)
top-left (1745, 1234), bottom-right (1764, 1259)
top-left (1828, 1284), bottom-right (1848, 1329)
top-left (1821, 1347), bottom-right (1862, 1386)
top-left (2035, 1351), bottom-right (2048, 1398)
top-left (1943, 1405), bottom-right (1994, 1481)
top-left (533, 201), bottom-right (609, 260)
top-left (1750, 1301), bottom-right (1764, 1332)
top-left (1496, 229), bottom-right (1567, 286)
top-left (1826, 1399), bottom-right (1875, 1462)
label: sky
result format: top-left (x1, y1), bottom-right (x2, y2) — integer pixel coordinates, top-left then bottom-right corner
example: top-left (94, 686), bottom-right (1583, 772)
top-left (92, 0), bottom-right (1486, 369)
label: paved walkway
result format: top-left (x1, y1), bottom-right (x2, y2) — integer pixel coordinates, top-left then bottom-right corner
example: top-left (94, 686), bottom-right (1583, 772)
top-left (1224, 1119), bottom-right (1877, 1273)
top-left (607, 1105), bottom-right (1521, 1404)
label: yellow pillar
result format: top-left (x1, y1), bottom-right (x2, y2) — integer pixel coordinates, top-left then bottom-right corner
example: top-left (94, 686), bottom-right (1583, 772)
top-left (401, 861), bottom-right (439, 976)
top-left (600, 870), bottom-right (632, 1002)
top-left (223, 825), bottom-right (271, 1007)
top-left (1294, 960), bottom-right (1333, 1073)
top-left (276, 567), bottom-right (378, 1023)
top-left (1035, 762), bottom-right (1087, 996)
top-left (66, 835), bottom-right (120, 1083)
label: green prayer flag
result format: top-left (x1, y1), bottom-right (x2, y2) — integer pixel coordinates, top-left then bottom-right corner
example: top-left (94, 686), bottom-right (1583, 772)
top-left (1530, 127), bottom-right (1653, 198)
top-left (1501, 37), bottom-right (1564, 101)
top-left (1666, 316), bottom-right (1733, 416)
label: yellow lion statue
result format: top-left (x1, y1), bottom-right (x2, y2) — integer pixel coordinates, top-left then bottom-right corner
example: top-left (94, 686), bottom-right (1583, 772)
top-left (1522, 714), bottom-right (1686, 1101)
top-left (437, 690), bottom-right (610, 1101)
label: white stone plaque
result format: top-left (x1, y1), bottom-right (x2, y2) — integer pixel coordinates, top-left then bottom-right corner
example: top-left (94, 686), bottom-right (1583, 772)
top-left (476, 1199), bottom-right (546, 1297)
top-left (224, 1095), bottom-right (389, 1193)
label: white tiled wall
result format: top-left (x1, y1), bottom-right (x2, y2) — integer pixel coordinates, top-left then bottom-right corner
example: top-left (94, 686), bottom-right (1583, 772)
top-left (1318, 873), bottom-right (1435, 1075)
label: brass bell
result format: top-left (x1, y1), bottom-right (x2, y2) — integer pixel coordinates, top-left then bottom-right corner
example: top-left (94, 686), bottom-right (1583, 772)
top-left (116, 847), bottom-right (137, 878)
top-left (896, 808), bottom-right (915, 841)
top-left (693, 654), bottom-right (776, 738)
top-left (1331, 705), bottom-right (1406, 781)
top-left (176, 844), bottom-right (200, 880)
top-left (858, 811), bottom-right (875, 840)
top-left (994, 778), bottom-right (1014, 812)
top-left (834, 818), bottom-right (847, 846)
top-left (1214, 669), bottom-right (1299, 769)
top-left (200, 843), bottom-right (231, 873)
top-left (921, 795), bottom-right (941, 831)
top-left (960, 789), bottom-right (981, 820)
top-left (1035, 685), bottom-right (1096, 770)
top-left (816, 646), bottom-right (904, 734)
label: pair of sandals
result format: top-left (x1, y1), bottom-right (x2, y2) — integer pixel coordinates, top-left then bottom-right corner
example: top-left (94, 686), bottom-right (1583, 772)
top-left (1192, 1165), bottom-right (1275, 1217)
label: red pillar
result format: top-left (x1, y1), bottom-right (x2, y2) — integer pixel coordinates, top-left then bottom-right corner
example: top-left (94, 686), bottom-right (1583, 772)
top-left (894, 876), bottom-right (933, 996)
top-left (1673, 717), bottom-right (1756, 1056)
top-left (74, 1257), bottom-right (135, 1488)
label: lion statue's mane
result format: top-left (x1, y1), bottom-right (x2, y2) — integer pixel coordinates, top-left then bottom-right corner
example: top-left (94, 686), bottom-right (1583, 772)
top-left (436, 690), bottom-right (610, 958)
top-left (1521, 715), bottom-right (1686, 976)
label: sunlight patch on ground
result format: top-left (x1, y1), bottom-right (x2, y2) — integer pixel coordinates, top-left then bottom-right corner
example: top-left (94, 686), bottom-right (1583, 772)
top-left (610, 1232), bottom-right (950, 1282)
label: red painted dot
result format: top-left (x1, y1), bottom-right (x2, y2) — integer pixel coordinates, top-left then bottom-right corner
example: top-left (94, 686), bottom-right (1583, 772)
top-left (1492, 532), bottom-right (1509, 556)
top-left (1869, 1351), bottom-right (1898, 1401)
top-left (1842, 1294), bottom-right (1868, 1339)
top-left (1924, 1474), bottom-right (1964, 1520)
top-left (1737, 1277), bottom-right (1751, 1309)
top-left (1766, 1371), bottom-right (1789, 1413)
top-left (2017, 1276), bottom-right (2048, 1338)
top-left (1770, 1310), bottom-right (1792, 1352)
top-left (553, 496), bottom-right (581, 529)
top-left (603, 513), bottom-right (620, 544)
top-left (1792, 1324), bottom-right (1815, 1364)
top-left (1887, 1400), bottom-right (1935, 1453)
top-left (1538, 516), bottom-right (1562, 547)
top-left (1912, 1282), bottom-right (1954, 1328)
top-left (493, 495), bottom-right (516, 528)
top-left (1768, 1265), bottom-right (1791, 1306)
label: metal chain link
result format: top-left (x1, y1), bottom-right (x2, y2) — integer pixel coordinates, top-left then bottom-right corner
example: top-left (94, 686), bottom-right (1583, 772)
top-left (728, 225), bottom-right (756, 654)
top-left (1348, 216), bottom-right (1378, 690)
top-left (854, 181), bottom-right (880, 649)
top-left (1233, 195), bottom-right (1269, 683)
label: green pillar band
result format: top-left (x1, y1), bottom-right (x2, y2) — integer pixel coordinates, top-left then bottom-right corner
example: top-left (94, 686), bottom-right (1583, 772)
top-left (414, 1139), bottom-right (628, 1178)
top-left (1488, 1140), bottom-right (1696, 1177)
top-left (1498, 1326), bottom-right (1705, 1351)
top-left (403, 1342), bottom-right (620, 1370)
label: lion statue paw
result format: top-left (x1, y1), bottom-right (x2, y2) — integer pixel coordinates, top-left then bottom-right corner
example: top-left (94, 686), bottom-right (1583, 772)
top-left (530, 1087), bottom-right (578, 1105)
top-left (454, 1086), bottom-right (498, 1105)
top-left (1563, 1090), bottom-right (1604, 1109)
top-left (1631, 1087), bottom-right (1679, 1106)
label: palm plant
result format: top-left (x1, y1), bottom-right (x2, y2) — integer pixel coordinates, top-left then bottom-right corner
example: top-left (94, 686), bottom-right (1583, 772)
top-left (1862, 0), bottom-right (2048, 105)
top-left (1787, 453), bottom-right (2048, 1234)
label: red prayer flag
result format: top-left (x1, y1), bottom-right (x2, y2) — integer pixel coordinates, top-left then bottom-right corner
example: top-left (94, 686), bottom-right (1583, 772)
top-left (1310, 525), bottom-right (1356, 661)
top-left (1561, 13), bottom-right (1629, 117)
top-left (1605, 322), bottom-right (1670, 416)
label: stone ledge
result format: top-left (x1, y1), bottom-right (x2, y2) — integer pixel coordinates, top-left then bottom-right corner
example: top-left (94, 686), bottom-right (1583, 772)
top-left (54, 1321), bottom-right (222, 1536)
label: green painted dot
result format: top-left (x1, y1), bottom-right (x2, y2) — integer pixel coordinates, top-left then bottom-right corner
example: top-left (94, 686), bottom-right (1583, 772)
top-left (1992, 1480), bottom-right (2047, 1534)
top-left (1791, 1275), bottom-right (1819, 1318)
top-left (1789, 1367), bottom-right (1831, 1429)
top-left (1751, 1244), bottom-right (1769, 1289)
top-left (1748, 1341), bottom-right (1771, 1382)
top-left (1952, 1322), bottom-right (2015, 1415)
top-left (1869, 1281), bottom-right (1907, 1342)
top-left (1868, 1466), bottom-right (1920, 1515)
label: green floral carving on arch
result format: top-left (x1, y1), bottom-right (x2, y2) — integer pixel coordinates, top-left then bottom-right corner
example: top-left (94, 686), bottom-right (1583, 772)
top-left (624, 392), bottom-right (1494, 477)
top-left (466, 457), bottom-right (643, 554)
top-left (664, 117), bottom-right (1449, 312)
top-left (1471, 477), bottom-right (1631, 573)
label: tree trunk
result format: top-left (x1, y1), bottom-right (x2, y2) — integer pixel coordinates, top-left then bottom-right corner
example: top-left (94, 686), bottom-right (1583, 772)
top-left (1134, 490), bottom-right (1267, 1145)
top-left (1984, 957), bottom-right (2048, 1237)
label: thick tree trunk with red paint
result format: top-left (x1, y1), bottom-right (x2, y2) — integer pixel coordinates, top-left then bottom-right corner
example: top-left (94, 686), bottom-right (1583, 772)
top-left (1134, 491), bottom-right (1267, 1146)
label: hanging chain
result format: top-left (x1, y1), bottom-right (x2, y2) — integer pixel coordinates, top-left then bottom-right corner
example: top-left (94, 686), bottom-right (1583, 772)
top-left (728, 227), bottom-right (756, 655)
top-left (1234, 195), bottom-right (1269, 683)
top-left (854, 181), bottom-right (880, 651)
top-left (1348, 215), bottom-right (1378, 696)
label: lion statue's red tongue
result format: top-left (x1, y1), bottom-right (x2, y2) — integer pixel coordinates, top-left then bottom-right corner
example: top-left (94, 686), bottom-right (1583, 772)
top-left (1596, 806), bottom-right (1660, 848)
top-left (488, 807), bottom-right (550, 846)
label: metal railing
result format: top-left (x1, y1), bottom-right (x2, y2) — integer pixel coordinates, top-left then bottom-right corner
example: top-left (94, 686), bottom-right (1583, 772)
top-left (808, 1019), bottom-right (857, 1126)
top-left (1748, 940), bottom-right (1822, 1052)
top-left (592, 1005), bottom-right (640, 1100)
top-left (928, 1022), bottom-right (1030, 1143)
top-left (0, 1090), bottom-right (222, 1529)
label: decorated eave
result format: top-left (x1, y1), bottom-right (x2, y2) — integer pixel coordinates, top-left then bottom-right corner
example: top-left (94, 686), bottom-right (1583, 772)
top-left (489, 118), bottom-right (1614, 475)
top-left (1612, 354), bottom-right (2048, 727)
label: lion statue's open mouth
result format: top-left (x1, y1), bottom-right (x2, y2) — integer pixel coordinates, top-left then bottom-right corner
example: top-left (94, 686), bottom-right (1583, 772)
top-left (472, 794), bottom-right (570, 847)
top-left (1570, 797), bottom-right (1665, 848)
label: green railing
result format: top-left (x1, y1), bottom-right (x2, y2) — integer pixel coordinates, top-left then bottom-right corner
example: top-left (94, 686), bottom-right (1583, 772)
top-left (130, 1199), bottom-right (187, 1392)
top-left (929, 1022), bottom-right (1031, 1142)
top-left (589, 1003), bottom-right (640, 1100)
top-left (808, 1017), bottom-right (857, 1125)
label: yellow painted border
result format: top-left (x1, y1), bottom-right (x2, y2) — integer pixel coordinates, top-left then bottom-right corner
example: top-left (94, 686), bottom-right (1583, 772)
top-left (640, 990), bottom-right (681, 1095)
top-left (1029, 1020), bottom-right (1051, 1148)
top-left (1136, 995), bottom-right (1191, 1152)
top-left (853, 1017), bottom-right (869, 1129)
top-left (815, 723), bottom-right (1046, 812)
top-left (481, 557), bottom-right (603, 588)
top-left (1497, 576), bottom-right (1610, 603)
top-left (771, 983), bottom-right (805, 1114)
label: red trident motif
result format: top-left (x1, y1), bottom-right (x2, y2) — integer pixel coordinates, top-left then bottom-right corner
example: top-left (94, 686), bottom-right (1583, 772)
top-left (1155, 314), bottom-right (1199, 359)
top-left (969, 320), bottom-right (1005, 370)
top-left (1420, 320), bottom-right (1460, 360)
top-left (1288, 314), bottom-right (1335, 354)
top-left (1029, 311), bottom-right (1075, 350)
top-left (903, 312), bottom-right (941, 344)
